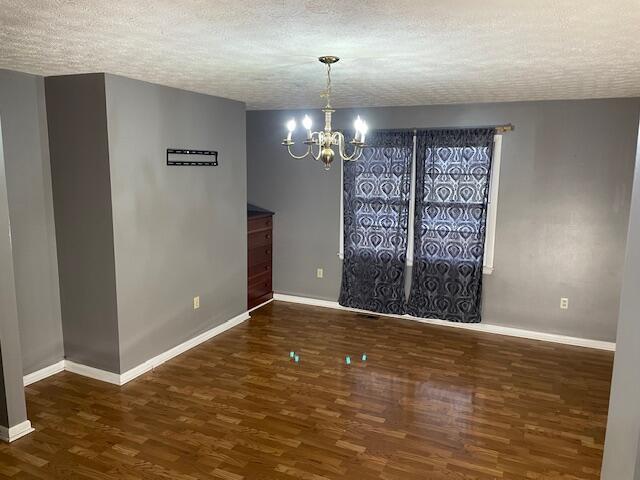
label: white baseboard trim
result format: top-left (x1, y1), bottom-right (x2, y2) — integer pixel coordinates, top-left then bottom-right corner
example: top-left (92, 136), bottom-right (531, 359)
top-left (272, 293), bottom-right (616, 351)
top-left (64, 360), bottom-right (122, 385)
top-left (0, 420), bottom-right (34, 443)
top-left (23, 311), bottom-right (251, 387)
top-left (248, 297), bottom-right (274, 313)
top-left (23, 360), bottom-right (65, 387)
top-left (119, 311), bottom-right (250, 385)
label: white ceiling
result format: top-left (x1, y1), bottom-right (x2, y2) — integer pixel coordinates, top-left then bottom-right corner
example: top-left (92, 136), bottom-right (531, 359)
top-left (1, 0), bottom-right (639, 110)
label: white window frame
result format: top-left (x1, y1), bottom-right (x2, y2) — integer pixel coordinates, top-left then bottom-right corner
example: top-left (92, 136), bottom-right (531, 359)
top-left (483, 134), bottom-right (503, 274)
top-left (339, 159), bottom-right (344, 259)
top-left (338, 133), bottom-right (502, 276)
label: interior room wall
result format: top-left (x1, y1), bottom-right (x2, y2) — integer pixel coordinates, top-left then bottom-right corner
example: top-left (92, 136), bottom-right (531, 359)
top-left (0, 69), bottom-right (64, 375)
top-left (0, 354), bottom-right (9, 429)
top-left (104, 74), bottom-right (247, 372)
top-left (45, 73), bottom-right (247, 375)
top-left (247, 98), bottom-right (640, 342)
top-left (45, 73), bottom-right (121, 373)
top-left (0, 119), bottom-right (28, 430)
top-left (601, 120), bottom-right (640, 480)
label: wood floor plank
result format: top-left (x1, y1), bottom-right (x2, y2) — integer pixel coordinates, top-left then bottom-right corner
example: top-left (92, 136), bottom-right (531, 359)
top-left (0, 301), bottom-right (613, 479)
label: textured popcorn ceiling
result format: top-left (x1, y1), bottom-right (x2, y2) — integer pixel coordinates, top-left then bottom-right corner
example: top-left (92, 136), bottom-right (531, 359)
top-left (1, 0), bottom-right (639, 110)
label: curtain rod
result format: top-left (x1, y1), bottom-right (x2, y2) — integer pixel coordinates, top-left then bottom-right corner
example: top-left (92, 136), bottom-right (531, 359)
top-left (374, 124), bottom-right (514, 134)
top-left (412, 124), bottom-right (514, 133)
top-left (343, 125), bottom-right (515, 136)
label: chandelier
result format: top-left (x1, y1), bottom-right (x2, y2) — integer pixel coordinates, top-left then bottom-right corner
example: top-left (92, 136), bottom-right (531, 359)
top-left (282, 56), bottom-right (368, 170)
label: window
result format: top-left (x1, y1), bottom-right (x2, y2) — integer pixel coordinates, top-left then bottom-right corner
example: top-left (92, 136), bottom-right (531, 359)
top-left (340, 133), bottom-right (502, 275)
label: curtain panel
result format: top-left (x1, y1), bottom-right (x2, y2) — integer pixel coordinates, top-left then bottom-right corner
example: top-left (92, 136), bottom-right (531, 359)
top-left (406, 128), bottom-right (495, 323)
top-left (338, 130), bottom-right (413, 314)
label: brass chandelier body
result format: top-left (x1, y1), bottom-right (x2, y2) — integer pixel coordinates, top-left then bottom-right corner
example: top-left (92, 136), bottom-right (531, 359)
top-left (282, 56), bottom-right (368, 170)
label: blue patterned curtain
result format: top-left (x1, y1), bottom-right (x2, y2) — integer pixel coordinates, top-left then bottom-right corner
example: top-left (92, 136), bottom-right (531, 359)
top-left (406, 129), bottom-right (494, 323)
top-left (338, 130), bottom-right (413, 314)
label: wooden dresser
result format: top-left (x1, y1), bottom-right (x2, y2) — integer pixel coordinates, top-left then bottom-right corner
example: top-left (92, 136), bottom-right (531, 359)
top-left (248, 206), bottom-right (274, 309)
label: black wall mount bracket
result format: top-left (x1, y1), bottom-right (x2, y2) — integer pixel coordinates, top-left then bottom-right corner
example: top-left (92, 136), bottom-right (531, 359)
top-left (166, 149), bottom-right (218, 166)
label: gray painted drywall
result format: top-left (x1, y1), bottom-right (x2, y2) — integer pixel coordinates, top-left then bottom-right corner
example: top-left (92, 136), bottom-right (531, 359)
top-left (601, 119), bottom-right (640, 480)
top-left (0, 69), bottom-right (64, 375)
top-left (637, 438), bottom-right (640, 480)
top-left (45, 74), bottom-right (121, 373)
top-left (0, 118), bottom-right (28, 429)
top-left (247, 99), bottom-right (640, 342)
top-left (0, 354), bottom-right (8, 427)
top-left (104, 74), bottom-right (247, 372)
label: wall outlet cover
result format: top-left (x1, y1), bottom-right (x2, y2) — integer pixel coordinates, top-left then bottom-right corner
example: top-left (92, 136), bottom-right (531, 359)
top-left (316, 268), bottom-right (324, 279)
top-left (560, 297), bottom-right (569, 310)
top-left (194, 296), bottom-right (200, 309)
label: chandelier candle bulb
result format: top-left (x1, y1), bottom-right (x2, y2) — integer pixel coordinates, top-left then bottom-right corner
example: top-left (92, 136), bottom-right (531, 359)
top-left (354, 116), bottom-right (363, 142)
top-left (286, 119), bottom-right (296, 142)
top-left (303, 115), bottom-right (312, 139)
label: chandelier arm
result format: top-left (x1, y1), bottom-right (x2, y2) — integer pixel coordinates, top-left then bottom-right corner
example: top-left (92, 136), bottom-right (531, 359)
top-left (310, 131), bottom-right (324, 161)
top-left (332, 131), bottom-right (341, 142)
top-left (344, 148), bottom-right (365, 162)
top-left (310, 141), bottom-right (322, 161)
top-left (286, 143), bottom-right (313, 160)
top-left (334, 131), bottom-right (364, 162)
top-left (335, 131), bottom-right (348, 159)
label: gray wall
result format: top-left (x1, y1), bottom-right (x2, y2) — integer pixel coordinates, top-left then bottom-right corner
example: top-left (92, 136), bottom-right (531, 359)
top-left (0, 354), bottom-right (8, 427)
top-left (45, 74), bottom-right (121, 373)
top-left (0, 70), bottom-right (64, 375)
top-left (0, 118), bottom-right (28, 429)
top-left (247, 99), bottom-right (640, 342)
top-left (637, 438), bottom-right (640, 480)
top-left (45, 73), bottom-right (247, 375)
top-left (602, 120), bottom-right (640, 480)
top-left (104, 75), bottom-right (247, 372)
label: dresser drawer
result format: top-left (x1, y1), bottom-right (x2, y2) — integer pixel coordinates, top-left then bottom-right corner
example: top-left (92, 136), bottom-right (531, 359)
top-left (248, 244), bottom-right (272, 266)
top-left (249, 261), bottom-right (272, 279)
top-left (248, 229), bottom-right (272, 249)
top-left (248, 215), bottom-right (273, 233)
top-left (249, 271), bottom-right (272, 301)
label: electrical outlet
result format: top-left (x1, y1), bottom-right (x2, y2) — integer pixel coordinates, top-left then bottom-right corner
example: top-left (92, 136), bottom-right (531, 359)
top-left (560, 297), bottom-right (569, 310)
top-left (316, 268), bottom-right (324, 279)
top-left (193, 296), bottom-right (200, 310)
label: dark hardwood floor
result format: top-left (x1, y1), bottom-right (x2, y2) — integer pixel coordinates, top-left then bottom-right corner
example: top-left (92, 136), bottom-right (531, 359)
top-left (0, 301), bottom-right (614, 479)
